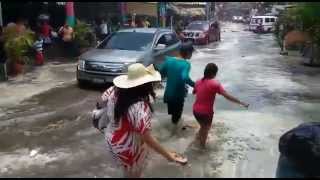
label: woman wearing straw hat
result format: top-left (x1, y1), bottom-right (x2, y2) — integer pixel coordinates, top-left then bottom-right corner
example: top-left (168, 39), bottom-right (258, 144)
top-left (94, 63), bottom-right (187, 177)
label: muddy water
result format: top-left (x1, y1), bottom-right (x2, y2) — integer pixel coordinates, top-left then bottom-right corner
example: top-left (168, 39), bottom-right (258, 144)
top-left (1, 23), bottom-right (320, 177)
top-left (144, 23), bottom-right (320, 178)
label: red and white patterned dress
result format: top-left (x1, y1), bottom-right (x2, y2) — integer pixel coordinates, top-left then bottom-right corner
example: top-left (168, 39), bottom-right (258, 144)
top-left (101, 86), bottom-right (152, 176)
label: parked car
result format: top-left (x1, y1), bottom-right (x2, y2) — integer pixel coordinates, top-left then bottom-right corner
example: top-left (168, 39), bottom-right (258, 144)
top-left (182, 20), bottom-right (220, 45)
top-left (77, 28), bottom-right (181, 85)
top-left (249, 15), bottom-right (278, 33)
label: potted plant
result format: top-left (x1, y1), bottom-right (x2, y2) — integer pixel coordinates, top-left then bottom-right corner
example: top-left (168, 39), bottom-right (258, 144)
top-left (4, 29), bottom-right (35, 76)
top-left (74, 20), bottom-right (95, 54)
top-left (2, 25), bottom-right (17, 42)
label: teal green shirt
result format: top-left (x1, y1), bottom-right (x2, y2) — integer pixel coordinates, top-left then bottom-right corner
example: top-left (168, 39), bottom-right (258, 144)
top-left (159, 56), bottom-right (195, 103)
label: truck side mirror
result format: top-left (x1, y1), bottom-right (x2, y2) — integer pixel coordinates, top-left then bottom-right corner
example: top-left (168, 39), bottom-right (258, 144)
top-left (154, 43), bottom-right (166, 51)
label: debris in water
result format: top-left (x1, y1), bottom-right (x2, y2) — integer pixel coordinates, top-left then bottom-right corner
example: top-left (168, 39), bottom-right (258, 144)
top-left (75, 116), bottom-right (81, 121)
top-left (29, 149), bottom-right (39, 157)
top-left (181, 123), bottom-right (198, 130)
top-left (52, 136), bottom-right (58, 141)
top-left (24, 131), bottom-right (32, 136)
top-left (0, 167), bottom-right (8, 173)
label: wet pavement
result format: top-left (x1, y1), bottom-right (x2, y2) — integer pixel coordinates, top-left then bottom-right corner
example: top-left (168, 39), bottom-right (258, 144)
top-left (1, 22), bottom-right (320, 178)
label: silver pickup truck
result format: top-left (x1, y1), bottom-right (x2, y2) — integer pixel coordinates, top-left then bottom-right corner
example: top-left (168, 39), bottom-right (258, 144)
top-left (76, 28), bottom-right (181, 86)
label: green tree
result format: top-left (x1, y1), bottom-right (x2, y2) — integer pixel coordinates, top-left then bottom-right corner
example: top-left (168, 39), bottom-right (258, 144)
top-left (290, 2), bottom-right (320, 45)
top-left (278, 3), bottom-right (320, 63)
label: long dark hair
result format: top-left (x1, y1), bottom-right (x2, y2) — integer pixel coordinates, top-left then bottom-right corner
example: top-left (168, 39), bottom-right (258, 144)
top-left (202, 63), bottom-right (218, 81)
top-left (114, 82), bottom-right (156, 124)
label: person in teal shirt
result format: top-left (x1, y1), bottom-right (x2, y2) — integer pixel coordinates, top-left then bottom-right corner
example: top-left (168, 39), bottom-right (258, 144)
top-left (159, 42), bottom-right (195, 127)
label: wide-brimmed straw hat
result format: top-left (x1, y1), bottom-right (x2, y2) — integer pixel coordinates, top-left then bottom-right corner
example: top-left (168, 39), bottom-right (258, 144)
top-left (113, 63), bottom-right (161, 89)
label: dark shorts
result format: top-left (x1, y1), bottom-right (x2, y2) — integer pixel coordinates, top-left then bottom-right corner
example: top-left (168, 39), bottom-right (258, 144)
top-left (167, 100), bottom-right (184, 124)
top-left (167, 101), bottom-right (184, 115)
top-left (193, 111), bottom-right (213, 127)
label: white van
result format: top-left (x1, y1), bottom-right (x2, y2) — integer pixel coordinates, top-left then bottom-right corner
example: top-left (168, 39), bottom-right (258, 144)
top-left (249, 16), bottom-right (278, 32)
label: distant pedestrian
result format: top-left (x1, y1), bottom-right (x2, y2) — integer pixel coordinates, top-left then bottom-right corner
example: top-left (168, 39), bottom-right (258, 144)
top-left (15, 17), bottom-right (27, 35)
top-left (192, 63), bottom-right (249, 148)
top-left (99, 19), bottom-right (109, 40)
top-left (175, 20), bottom-right (184, 39)
top-left (158, 42), bottom-right (195, 131)
top-left (40, 21), bottom-right (53, 46)
top-left (144, 17), bottom-right (150, 28)
top-left (33, 32), bottom-right (44, 65)
top-left (58, 24), bottom-right (79, 57)
top-left (256, 22), bottom-right (263, 33)
top-left (7, 22), bottom-right (16, 27)
top-left (58, 24), bottom-right (73, 43)
top-left (93, 63), bottom-right (187, 178)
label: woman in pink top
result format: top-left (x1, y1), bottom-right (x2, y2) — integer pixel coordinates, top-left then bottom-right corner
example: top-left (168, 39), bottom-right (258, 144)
top-left (193, 63), bottom-right (249, 148)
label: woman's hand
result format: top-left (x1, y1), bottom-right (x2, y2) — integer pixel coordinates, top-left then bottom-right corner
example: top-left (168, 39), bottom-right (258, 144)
top-left (167, 151), bottom-right (188, 165)
top-left (221, 91), bottom-right (249, 109)
top-left (142, 132), bottom-right (187, 165)
top-left (241, 102), bottom-right (249, 109)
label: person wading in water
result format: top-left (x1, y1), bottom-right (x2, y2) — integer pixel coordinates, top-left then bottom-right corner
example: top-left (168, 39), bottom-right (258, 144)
top-left (158, 42), bottom-right (195, 132)
top-left (192, 63), bottom-right (249, 148)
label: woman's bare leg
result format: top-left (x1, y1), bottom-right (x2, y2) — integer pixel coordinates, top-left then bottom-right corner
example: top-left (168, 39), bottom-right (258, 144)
top-left (196, 130), bottom-right (200, 139)
top-left (199, 125), bottom-right (207, 148)
top-left (199, 121), bottom-right (212, 148)
top-left (124, 169), bottom-right (143, 178)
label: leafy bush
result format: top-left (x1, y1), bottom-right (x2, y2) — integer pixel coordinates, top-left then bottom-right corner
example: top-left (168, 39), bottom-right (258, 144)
top-left (274, 3), bottom-right (320, 51)
top-left (74, 20), bottom-right (94, 48)
top-left (289, 3), bottom-right (320, 45)
top-left (2, 25), bottom-right (18, 42)
top-left (4, 29), bottom-right (35, 64)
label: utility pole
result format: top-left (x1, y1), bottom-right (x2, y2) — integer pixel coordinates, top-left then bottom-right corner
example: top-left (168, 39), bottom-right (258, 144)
top-left (206, 2), bottom-right (216, 21)
top-left (158, 2), bottom-right (166, 28)
top-left (65, 2), bottom-right (75, 27)
top-left (119, 2), bottom-right (127, 27)
top-left (170, 16), bottom-right (173, 31)
top-left (0, 2), bottom-right (3, 26)
top-left (206, 2), bottom-right (210, 21)
top-left (211, 2), bottom-right (215, 20)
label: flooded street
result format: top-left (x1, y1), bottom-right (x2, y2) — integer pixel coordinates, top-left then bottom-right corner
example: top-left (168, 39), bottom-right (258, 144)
top-left (1, 22), bottom-right (320, 177)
